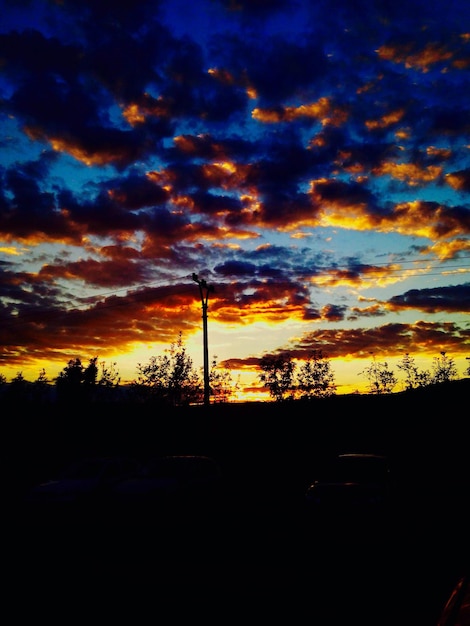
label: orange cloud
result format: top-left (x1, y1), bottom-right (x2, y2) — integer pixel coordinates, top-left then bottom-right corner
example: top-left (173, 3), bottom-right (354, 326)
top-left (423, 238), bottom-right (470, 260)
top-left (377, 42), bottom-right (453, 72)
top-left (122, 93), bottom-right (173, 125)
top-left (372, 161), bottom-right (442, 185)
top-left (365, 108), bottom-right (405, 130)
top-left (445, 170), bottom-right (470, 191)
top-left (252, 97), bottom-right (348, 127)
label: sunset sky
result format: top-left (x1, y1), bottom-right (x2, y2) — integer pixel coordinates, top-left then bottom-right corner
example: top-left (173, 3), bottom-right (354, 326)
top-left (1, 0), bottom-right (469, 400)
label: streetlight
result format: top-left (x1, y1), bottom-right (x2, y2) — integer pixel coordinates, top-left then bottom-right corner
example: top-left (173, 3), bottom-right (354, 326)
top-left (192, 273), bottom-right (214, 407)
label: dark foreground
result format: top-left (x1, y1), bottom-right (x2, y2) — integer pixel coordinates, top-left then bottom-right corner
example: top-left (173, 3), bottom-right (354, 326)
top-left (5, 511), bottom-right (461, 625)
top-left (6, 482), bottom-right (466, 626)
top-left (2, 383), bottom-right (469, 624)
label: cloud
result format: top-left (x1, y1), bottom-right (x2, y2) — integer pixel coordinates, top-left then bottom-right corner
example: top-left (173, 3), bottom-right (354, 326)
top-left (387, 282), bottom-right (470, 313)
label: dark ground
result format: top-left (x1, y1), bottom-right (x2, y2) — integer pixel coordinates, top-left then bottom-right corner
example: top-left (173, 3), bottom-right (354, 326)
top-left (2, 380), bottom-right (469, 624)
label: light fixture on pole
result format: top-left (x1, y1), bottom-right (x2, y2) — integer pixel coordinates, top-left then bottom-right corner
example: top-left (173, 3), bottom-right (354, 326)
top-left (192, 273), bottom-right (214, 407)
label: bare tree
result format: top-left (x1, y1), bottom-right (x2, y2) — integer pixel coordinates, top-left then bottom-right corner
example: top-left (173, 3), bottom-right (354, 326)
top-left (360, 356), bottom-right (397, 394)
top-left (97, 360), bottom-right (120, 387)
top-left (431, 352), bottom-right (458, 384)
top-left (396, 353), bottom-right (431, 390)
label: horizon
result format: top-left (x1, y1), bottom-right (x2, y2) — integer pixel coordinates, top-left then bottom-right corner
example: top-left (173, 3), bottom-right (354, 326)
top-left (1, 348), bottom-right (469, 402)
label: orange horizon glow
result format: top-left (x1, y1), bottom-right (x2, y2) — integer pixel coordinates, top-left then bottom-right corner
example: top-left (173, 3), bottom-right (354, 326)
top-left (2, 347), bottom-right (469, 403)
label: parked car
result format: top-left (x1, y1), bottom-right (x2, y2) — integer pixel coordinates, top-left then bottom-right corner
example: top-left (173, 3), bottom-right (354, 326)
top-left (304, 452), bottom-right (395, 522)
top-left (22, 455), bottom-right (143, 525)
top-left (109, 454), bottom-right (225, 526)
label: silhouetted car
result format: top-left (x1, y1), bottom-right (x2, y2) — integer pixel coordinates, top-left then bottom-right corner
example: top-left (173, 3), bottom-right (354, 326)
top-left (109, 454), bottom-right (225, 526)
top-left (304, 452), bottom-right (394, 522)
top-left (22, 455), bottom-right (143, 525)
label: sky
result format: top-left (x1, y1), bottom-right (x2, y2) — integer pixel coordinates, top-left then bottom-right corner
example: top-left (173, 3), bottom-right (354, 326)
top-left (0, 0), bottom-right (469, 400)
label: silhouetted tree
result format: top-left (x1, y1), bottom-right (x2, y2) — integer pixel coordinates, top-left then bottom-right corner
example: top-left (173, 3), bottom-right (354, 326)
top-left (431, 352), bottom-right (458, 384)
top-left (6, 371), bottom-right (29, 402)
top-left (32, 368), bottom-right (50, 404)
top-left (360, 356), bottom-right (397, 394)
top-left (57, 357), bottom-right (83, 383)
top-left (131, 332), bottom-right (201, 406)
top-left (258, 353), bottom-right (295, 402)
top-left (55, 357), bottom-right (95, 403)
top-left (55, 356), bottom-right (120, 403)
top-left (97, 360), bottom-right (120, 388)
top-left (56, 357), bottom-right (84, 403)
top-left (296, 350), bottom-right (336, 399)
top-left (397, 353), bottom-right (431, 390)
top-left (209, 356), bottom-right (239, 403)
top-left (167, 334), bottom-right (201, 406)
top-left (131, 355), bottom-right (170, 404)
top-left (83, 357), bottom-right (98, 387)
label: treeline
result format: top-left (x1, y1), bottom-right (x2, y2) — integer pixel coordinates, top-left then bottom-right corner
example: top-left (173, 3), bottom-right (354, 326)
top-left (0, 332), bottom-right (469, 406)
top-left (0, 333), bottom-right (236, 407)
top-left (258, 349), bottom-right (469, 401)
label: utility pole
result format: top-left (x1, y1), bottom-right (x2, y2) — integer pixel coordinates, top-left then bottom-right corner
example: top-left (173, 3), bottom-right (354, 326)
top-left (192, 273), bottom-right (214, 407)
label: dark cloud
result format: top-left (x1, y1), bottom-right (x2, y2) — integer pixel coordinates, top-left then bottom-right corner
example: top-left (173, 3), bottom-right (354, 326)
top-left (388, 283), bottom-right (470, 313)
top-left (190, 191), bottom-right (243, 216)
top-left (57, 189), bottom-right (144, 237)
top-left (214, 260), bottom-right (257, 276)
top-left (240, 37), bottom-right (328, 104)
top-left (0, 30), bottom-right (82, 80)
top-left (431, 109), bottom-right (470, 137)
top-left (54, 0), bottom-right (164, 35)
top-left (214, 0), bottom-right (294, 18)
top-left (104, 172), bottom-right (170, 210)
